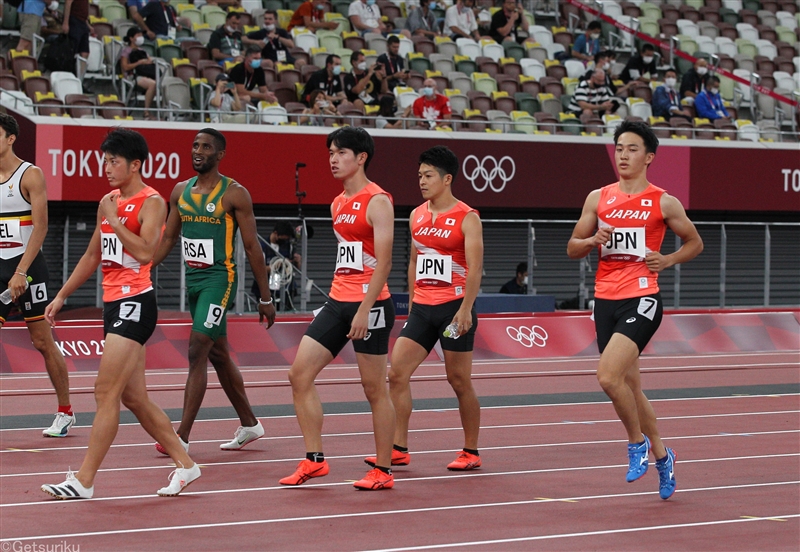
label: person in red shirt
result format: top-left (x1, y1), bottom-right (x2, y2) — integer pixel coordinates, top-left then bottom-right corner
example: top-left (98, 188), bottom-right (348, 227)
top-left (365, 146), bottom-right (484, 472)
top-left (280, 128), bottom-right (397, 490)
top-left (288, 0), bottom-right (339, 32)
top-left (41, 129), bottom-right (200, 499)
top-left (567, 120), bottom-right (703, 500)
top-left (410, 78), bottom-right (452, 129)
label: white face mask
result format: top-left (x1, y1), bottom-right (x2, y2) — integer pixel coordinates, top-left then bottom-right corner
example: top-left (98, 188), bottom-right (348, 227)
top-left (264, 23), bottom-right (275, 31)
top-left (665, 77), bottom-right (677, 88)
top-left (226, 25), bottom-right (236, 34)
top-left (590, 33), bottom-right (600, 40)
top-left (697, 67), bottom-right (708, 75)
top-left (642, 56), bottom-right (654, 64)
top-left (709, 87), bottom-right (719, 95)
top-left (49, 1), bottom-right (59, 11)
top-left (522, 276), bottom-right (528, 285)
top-left (134, 35), bottom-right (145, 46)
top-left (603, 62), bottom-right (610, 70)
top-left (357, 62), bottom-right (367, 71)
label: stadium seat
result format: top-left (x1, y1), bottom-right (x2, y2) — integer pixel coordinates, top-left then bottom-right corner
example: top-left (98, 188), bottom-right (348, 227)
top-left (50, 72), bottom-right (83, 101)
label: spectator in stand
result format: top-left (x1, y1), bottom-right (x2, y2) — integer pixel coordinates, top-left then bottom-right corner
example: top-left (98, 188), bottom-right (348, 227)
top-left (229, 45), bottom-right (278, 106)
top-left (572, 21), bottom-right (602, 64)
top-left (620, 43), bottom-right (658, 86)
top-left (376, 35), bottom-right (409, 91)
top-left (127, 0), bottom-right (150, 37)
top-left (137, 0), bottom-right (183, 41)
top-left (349, 0), bottom-right (411, 38)
top-left (62, 0), bottom-right (91, 59)
top-left (375, 95), bottom-right (404, 129)
top-left (411, 78), bottom-right (452, 129)
top-left (406, 0), bottom-right (440, 39)
top-left (16, 0), bottom-right (47, 53)
top-left (694, 76), bottom-right (729, 121)
top-left (584, 50), bottom-right (618, 95)
top-left (343, 51), bottom-right (387, 110)
top-left (652, 68), bottom-right (692, 120)
top-left (244, 10), bottom-right (303, 70)
top-left (208, 11), bottom-right (244, 64)
top-left (499, 263), bottom-right (528, 294)
top-left (288, 0), bottom-right (339, 32)
top-left (680, 58), bottom-right (710, 104)
top-left (120, 28), bottom-right (157, 120)
top-left (208, 73), bottom-right (243, 123)
top-left (251, 221), bottom-right (302, 305)
top-left (300, 89), bottom-right (339, 125)
top-left (568, 68), bottom-right (616, 119)
top-left (302, 54), bottom-right (346, 106)
top-left (489, 0), bottom-right (532, 45)
top-left (40, 3), bottom-right (64, 42)
top-left (445, 0), bottom-right (481, 41)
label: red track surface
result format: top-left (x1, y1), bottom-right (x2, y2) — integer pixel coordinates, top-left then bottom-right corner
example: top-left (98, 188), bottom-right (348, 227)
top-left (1, 351), bottom-right (798, 551)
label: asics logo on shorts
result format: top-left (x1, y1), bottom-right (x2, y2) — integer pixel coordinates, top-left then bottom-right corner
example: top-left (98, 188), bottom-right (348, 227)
top-left (113, 320), bottom-right (123, 327)
top-left (363, 331), bottom-right (372, 341)
top-left (462, 155), bottom-right (515, 193)
top-left (506, 325), bottom-right (548, 348)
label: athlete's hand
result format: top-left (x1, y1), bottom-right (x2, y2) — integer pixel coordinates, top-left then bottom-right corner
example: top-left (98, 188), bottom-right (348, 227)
top-left (450, 308), bottom-right (473, 337)
top-left (591, 226), bottom-right (614, 247)
top-left (258, 301), bottom-right (276, 328)
top-left (347, 308), bottom-right (370, 341)
top-left (645, 251), bottom-right (672, 273)
top-left (8, 272), bottom-right (27, 302)
top-left (98, 192), bottom-right (120, 223)
top-left (44, 296), bottom-right (65, 328)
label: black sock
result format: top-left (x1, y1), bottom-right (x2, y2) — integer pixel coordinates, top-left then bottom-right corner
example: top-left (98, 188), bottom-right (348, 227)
top-left (393, 444), bottom-right (408, 453)
top-left (306, 452), bottom-right (325, 463)
top-left (464, 448), bottom-right (479, 456)
top-left (375, 465), bottom-right (392, 475)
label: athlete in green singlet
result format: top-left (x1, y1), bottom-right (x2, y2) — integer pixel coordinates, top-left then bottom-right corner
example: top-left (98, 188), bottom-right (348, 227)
top-left (152, 129), bottom-right (276, 454)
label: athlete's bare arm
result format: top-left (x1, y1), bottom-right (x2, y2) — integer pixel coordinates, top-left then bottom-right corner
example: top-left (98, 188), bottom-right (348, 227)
top-left (406, 207), bottom-right (417, 306)
top-left (347, 193), bottom-right (394, 340)
top-left (645, 193), bottom-right (703, 272)
top-left (99, 193), bottom-right (167, 264)
top-left (225, 182), bottom-right (276, 328)
top-left (567, 189), bottom-right (614, 259)
top-left (152, 181), bottom-right (188, 267)
top-left (44, 212), bottom-right (104, 326)
top-left (8, 166), bottom-right (48, 300)
top-left (451, 212), bottom-right (483, 335)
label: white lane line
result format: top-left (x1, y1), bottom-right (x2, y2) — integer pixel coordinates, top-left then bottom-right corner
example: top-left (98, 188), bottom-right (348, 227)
top-left (366, 513), bottom-right (800, 551)
top-left (1, 481), bottom-right (797, 541)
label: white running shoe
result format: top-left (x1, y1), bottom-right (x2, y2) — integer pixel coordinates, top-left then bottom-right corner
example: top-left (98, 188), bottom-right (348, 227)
top-left (220, 421), bottom-right (264, 451)
top-left (41, 470), bottom-right (93, 499)
top-left (157, 463), bottom-right (201, 497)
top-left (43, 412), bottom-right (76, 437)
top-left (155, 434), bottom-right (190, 456)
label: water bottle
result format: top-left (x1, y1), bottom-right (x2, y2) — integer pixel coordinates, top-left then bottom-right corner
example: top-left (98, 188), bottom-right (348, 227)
top-left (0, 275), bottom-right (32, 305)
top-left (443, 323), bottom-right (460, 340)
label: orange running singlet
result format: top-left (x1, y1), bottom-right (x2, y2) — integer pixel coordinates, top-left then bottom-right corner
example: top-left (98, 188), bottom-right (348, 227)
top-left (329, 182), bottom-right (391, 303)
top-left (100, 185), bottom-right (162, 302)
top-left (410, 200), bottom-right (477, 306)
top-left (595, 182), bottom-right (667, 300)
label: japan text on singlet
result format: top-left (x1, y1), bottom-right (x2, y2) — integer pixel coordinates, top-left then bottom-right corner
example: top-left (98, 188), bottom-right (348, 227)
top-left (178, 176), bottom-right (238, 286)
top-left (0, 161), bottom-right (34, 260)
top-left (100, 185), bottom-right (162, 302)
top-left (330, 182), bottom-right (391, 302)
top-left (595, 182), bottom-right (667, 300)
top-left (411, 200), bottom-right (477, 305)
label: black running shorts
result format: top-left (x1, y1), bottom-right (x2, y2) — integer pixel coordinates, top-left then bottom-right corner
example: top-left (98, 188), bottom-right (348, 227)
top-left (0, 252), bottom-right (51, 323)
top-left (103, 290), bottom-right (158, 345)
top-left (305, 297), bottom-right (395, 357)
top-left (399, 298), bottom-right (477, 353)
top-left (593, 293), bottom-right (664, 354)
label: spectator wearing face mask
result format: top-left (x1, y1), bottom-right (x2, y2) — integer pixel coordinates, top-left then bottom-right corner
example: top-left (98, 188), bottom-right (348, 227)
top-left (499, 263), bottom-right (528, 294)
top-left (572, 21), bottom-right (602, 64)
top-left (229, 45), bottom-right (278, 106)
top-left (585, 50), bottom-right (618, 95)
top-left (243, 10), bottom-right (300, 69)
top-left (302, 54), bottom-right (347, 106)
top-left (411, 78), bottom-right (452, 129)
top-left (343, 51), bottom-right (388, 110)
top-left (652, 68), bottom-right (692, 120)
top-left (406, 0), bottom-right (441, 39)
top-left (208, 12), bottom-right (244, 64)
top-left (288, 0), bottom-right (339, 32)
top-left (136, 0), bottom-right (183, 41)
top-left (680, 58), bottom-right (710, 104)
top-left (694, 76), bottom-right (729, 121)
top-left (300, 90), bottom-right (339, 125)
top-left (350, 0), bottom-right (411, 37)
top-left (568, 68), bottom-right (617, 118)
top-left (620, 43), bottom-right (658, 85)
top-left (445, 0), bottom-right (481, 41)
top-left (251, 221), bottom-right (302, 304)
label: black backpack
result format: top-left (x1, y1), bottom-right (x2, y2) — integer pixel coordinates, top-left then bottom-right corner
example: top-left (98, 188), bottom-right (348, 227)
top-left (43, 34), bottom-right (75, 74)
top-left (5, 0), bottom-right (24, 9)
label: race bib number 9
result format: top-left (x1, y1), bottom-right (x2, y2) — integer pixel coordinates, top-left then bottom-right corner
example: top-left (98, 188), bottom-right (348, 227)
top-left (335, 241), bottom-right (363, 274)
top-left (0, 219), bottom-right (22, 248)
top-left (415, 254), bottom-right (453, 286)
top-left (101, 233), bottom-right (124, 267)
top-left (601, 227), bottom-right (646, 260)
top-left (182, 237), bottom-right (214, 268)
top-left (204, 303), bottom-right (225, 328)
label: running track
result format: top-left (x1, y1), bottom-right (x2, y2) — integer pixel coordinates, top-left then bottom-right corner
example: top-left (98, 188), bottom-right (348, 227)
top-left (0, 350), bottom-right (798, 551)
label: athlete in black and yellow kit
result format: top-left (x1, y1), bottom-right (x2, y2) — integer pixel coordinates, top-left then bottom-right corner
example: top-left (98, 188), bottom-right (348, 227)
top-left (153, 129), bottom-right (276, 454)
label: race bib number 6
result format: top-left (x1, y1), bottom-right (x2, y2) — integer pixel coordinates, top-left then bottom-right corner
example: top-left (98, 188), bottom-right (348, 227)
top-left (335, 241), bottom-right (363, 274)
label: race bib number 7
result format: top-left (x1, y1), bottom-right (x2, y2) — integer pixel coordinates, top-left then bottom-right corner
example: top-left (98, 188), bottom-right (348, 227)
top-left (335, 241), bottom-right (363, 274)
top-left (601, 227), bottom-right (646, 260)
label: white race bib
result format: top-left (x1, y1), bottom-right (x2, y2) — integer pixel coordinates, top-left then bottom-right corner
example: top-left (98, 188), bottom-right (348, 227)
top-left (230, 48), bottom-right (240, 57)
top-left (335, 241), bottom-right (363, 274)
top-left (415, 254), bottom-right (453, 286)
top-left (601, 227), bottom-right (646, 260)
top-left (204, 303), bottom-right (225, 328)
top-left (119, 301), bottom-right (142, 322)
top-left (101, 233), bottom-right (124, 266)
top-left (629, 69), bottom-right (641, 79)
top-left (277, 50), bottom-right (287, 62)
top-left (0, 219), bottom-right (21, 247)
top-left (167, 26), bottom-right (177, 40)
top-left (182, 237), bottom-right (214, 268)
top-left (368, 306), bottom-right (386, 329)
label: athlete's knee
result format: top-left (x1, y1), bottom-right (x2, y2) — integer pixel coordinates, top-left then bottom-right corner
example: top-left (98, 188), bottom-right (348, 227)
top-left (387, 366), bottom-right (411, 388)
top-left (93, 379), bottom-right (122, 406)
top-left (288, 365), bottom-right (313, 392)
top-left (360, 379), bottom-right (388, 403)
top-left (446, 371), bottom-right (472, 395)
top-left (121, 389), bottom-right (147, 414)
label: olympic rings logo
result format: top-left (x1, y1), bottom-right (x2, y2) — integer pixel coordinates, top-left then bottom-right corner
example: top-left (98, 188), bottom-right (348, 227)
top-left (506, 325), bottom-right (549, 348)
top-left (462, 155), bottom-right (516, 193)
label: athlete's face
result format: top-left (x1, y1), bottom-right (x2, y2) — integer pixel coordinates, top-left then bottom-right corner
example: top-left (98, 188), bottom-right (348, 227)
top-left (103, 153), bottom-right (136, 188)
top-left (192, 134), bottom-right (223, 175)
top-left (0, 129), bottom-right (16, 157)
top-left (328, 144), bottom-right (365, 180)
top-left (418, 163), bottom-right (450, 200)
top-left (614, 132), bottom-right (654, 179)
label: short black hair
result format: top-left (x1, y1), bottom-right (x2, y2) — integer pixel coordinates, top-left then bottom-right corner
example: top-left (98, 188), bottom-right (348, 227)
top-left (708, 75), bottom-right (721, 85)
top-left (664, 67), bottom-right (677, 76)
top-left (264, 9), bottom-right (277, 17)
top-left (614, 120), bottom-right (659, 155)
top-left (387, 35), bottom-right (400, 46)
top-left (273, 221), bottom-right (295, 237)
top-left (350, 50), bottom-right (363, 65)
top-left (326, 127), bottom-right (375, 170)
top-left (325, 54), bottom-right (340, 67)
top-left (516, 262), bottom-right (527, 275)
top-left (101, 128), bottom-right (149, 163)
top-left (225, 11), bottom-right (240, 21)
top-left (641, 43), bottom-right (655, 53)
top-left (245, 44), bottom-right (261, 57)
top-left (0, 113), bottom-right (20, 139)
top-left (594, 51), bottom-right (610, 64)
top-left (587, 21), bottom-right (602, 31)
top-left (198, 128), bottom-right (226, 151)
top-left (418, 146), bottom-right (459, 181)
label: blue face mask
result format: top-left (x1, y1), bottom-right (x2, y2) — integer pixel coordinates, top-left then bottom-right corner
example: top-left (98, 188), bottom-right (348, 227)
top-left (250, 59), bottom-right (262, 69)
top-left (332, 65), bottom-right (342, 76)
top-left (429, 2), bottom-right (438, 9)
top-left (420, 86), bottom-right (434, 97)
top-left (366, 0), bottom-right (376, 5)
